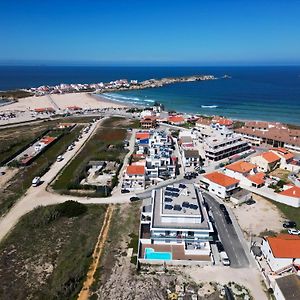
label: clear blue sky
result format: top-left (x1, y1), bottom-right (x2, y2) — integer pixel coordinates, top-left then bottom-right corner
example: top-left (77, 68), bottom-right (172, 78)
top-left (1, 0), bottom-right (300, 65)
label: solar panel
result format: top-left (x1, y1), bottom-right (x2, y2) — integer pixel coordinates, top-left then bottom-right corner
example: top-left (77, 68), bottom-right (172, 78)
top-left (172, 192), bottom-right (179, 197)
top-left (172, 188), bottom-right (180, 193)
top-left (164, 197), bottom-right (173, 202)
top-left (165, 187), bottom-right (173, 191)
top-left (164, 191), bottom-right (173, 197)
top-left (174, 205), bottom-right (182, 211)
top-left (164, 204), bottom-right (173, 210)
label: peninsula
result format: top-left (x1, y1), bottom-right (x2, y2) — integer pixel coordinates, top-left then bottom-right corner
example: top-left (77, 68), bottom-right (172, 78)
top-left (0, 74), bottom-right (217, 99)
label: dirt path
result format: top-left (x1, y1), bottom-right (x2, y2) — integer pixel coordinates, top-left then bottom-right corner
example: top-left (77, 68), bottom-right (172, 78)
top-left (77, 204), bottom-right (115, 300)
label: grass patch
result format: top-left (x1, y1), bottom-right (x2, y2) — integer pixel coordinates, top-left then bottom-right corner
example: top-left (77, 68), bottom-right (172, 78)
top-left (0, 125), bottom-right (83, 216)
top-left (0, 202), bottom-right (107, 300)
top-left (0, 90), bottom-right (34, 99)
top-left (269, 199), bottom-right (300, 226)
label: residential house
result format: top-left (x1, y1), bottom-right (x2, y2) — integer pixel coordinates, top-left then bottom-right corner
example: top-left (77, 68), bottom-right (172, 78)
top-left (278, 186), bottom-right (300, 208)
top-left (140, 116), bottom-right (157, 129)
top-left (201, 172), bottom-right (240, 199)
top-left (168, 115), bottom-right (185, 126)
top-left (270, 148), bottom-right (300, 172)
top-left (123, 165), bottom-right (145, 191)
top-left (250, 151), bottom-right (281, 172)
top-left (261, 234), bottom-right (300, 273)
top-left (182, 149), bottom-right (200, 167)
top-left (273, 274), bottom-right (300, 300)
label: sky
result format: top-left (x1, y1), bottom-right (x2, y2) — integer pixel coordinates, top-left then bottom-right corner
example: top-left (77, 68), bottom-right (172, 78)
top-left (0, 0), bottom-right (300, 66)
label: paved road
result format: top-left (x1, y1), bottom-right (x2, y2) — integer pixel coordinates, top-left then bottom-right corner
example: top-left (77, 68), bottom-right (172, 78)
top-left (203, 192), bottom-right (250, 268)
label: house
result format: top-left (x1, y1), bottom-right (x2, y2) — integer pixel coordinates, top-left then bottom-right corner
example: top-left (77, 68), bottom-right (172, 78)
top-left (201, 172), bottom-right (239, 199)
top-left (225, 161), bottom-right (257, 179)
top-left (182, 149), bottom-right (200, 167)
top-left (261, 234), bottom-right (300, 272)
top-left (122, 165), bottom-right (145, 191)
top-left (278, 186), bottom-right (300, 207)
top-left (195, 117), bottom-right (211, 130)
top-left (34, 107), bottom-right (55, 113)
top-left (270, 148), bottom-right (300, 172)
top-left (273, 274), bottom-right (300, 300)
top-left (250, 151), bottom-right (281, 172)
top-left (140, 116), bottom-right (157, 129)
top-left (212, 116), bottom-right (233, 129)
top-left (224, 160), bottom-right (265, 188)
top-left (138, 184), bottom-right (214, 265)
top-left (168, 115), bottom-right (185, 125)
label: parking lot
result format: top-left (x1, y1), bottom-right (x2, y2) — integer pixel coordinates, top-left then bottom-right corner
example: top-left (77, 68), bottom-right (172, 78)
top-left (203, 192), bottom-right (250, 268)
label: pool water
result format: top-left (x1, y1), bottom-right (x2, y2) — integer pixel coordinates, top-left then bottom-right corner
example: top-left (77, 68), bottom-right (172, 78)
top-left (144, 247), bottom-right (172, 260)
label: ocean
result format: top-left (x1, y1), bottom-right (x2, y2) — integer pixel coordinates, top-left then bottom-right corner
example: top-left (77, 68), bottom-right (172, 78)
top-left (0, 66), bottom-right (300, 124)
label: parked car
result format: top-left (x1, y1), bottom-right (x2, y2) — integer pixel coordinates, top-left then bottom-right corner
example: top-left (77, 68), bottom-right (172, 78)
top-left (283, 221), bottom-right (297, 228)
top-left (288, 229), bottom-right (300, 235)
top-left (246, 199), bottom-right (256, 205)
top-left (225, 215), bottom-right (232, 224)
top-left (220, 251), bottom-right (231, 266)
top-left (32, 176), bottom-right (41, 187)
top-left (219, 204), bottom-right (226, 211)
top-left (56, 155), bottom-right (64, 162)
top-left (121, 189), bottom-right (130, 194)
top-left (130, 196), bottom-right (140, 202)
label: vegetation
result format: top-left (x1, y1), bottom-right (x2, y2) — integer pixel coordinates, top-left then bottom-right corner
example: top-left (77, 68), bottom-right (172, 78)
top-left (232, 121), bottom-right (245, 129)
top-left (270, 199), bottom-right (300, 228)
top-left (0, 89), bottom-right (34, 99)
top-left (0, 203), bottom-right (107, 300)
top-left (52, 117), bottom-right (129, 196)
top-left (0, 125), bottom-right (83, 216)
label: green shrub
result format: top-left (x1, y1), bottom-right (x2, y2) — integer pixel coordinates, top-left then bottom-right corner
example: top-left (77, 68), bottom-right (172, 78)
top-left (57, 200), bottom-right (87, 218)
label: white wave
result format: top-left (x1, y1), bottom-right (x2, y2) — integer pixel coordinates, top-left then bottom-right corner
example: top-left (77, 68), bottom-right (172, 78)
top-left (144, 99), bottom-right (155, 103)
top-left (201, 105), bottom-right (218, 108)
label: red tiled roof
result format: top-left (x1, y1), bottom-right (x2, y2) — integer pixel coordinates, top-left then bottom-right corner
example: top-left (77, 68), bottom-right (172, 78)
top-left (141, 116), bottom-right (156, 122)
top-left (247, 172), bottom-right (265, 185)
top-left (204, 172), bottom-right (239, 187)
top-left (261, 151), bottom-right (281, 163)
top-left (213, 116), bottom-right (233, 126)
top-left (225, 161), bottom-right (256, 173)
top-left (136, 132), bottom-right (150, 140)
top-left (280, 186), bottom-right (300, 198)
top-left (271, 148), bottom-right (294, 160)
top-left (34, 107), bottom-right (55, 112)
top-left (168, 115), bottom-right (185, 124)
top-left (126, 165), bottom-right (145, 175)
top-left (266, 234), bottom-right (300, 258)
top-left (40, 136), bottom-right (56, 144)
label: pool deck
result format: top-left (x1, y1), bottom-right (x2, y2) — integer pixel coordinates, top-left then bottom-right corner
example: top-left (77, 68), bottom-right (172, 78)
top-left (140, 244), bottom-right (211, 261)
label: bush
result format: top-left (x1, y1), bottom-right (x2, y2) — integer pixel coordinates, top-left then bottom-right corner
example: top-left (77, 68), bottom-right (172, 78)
top-left (57, 200), bottom-right (87, 218)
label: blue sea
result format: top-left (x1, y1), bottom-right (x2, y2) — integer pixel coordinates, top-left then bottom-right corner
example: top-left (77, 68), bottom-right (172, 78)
top-left (0, 66), bottom-right (300, 124)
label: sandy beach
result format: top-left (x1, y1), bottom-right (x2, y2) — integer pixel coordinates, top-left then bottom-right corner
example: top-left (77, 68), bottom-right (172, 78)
top-left (0, 92), bottom-right (128, 112)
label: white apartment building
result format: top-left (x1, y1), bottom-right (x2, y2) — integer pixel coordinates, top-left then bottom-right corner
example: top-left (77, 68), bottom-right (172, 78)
top-left (138, 184), bottom-right (214, 264)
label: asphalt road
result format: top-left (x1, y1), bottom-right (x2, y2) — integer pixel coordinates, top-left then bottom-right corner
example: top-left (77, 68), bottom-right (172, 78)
top-left (203, 192), bottom-right (250, 268)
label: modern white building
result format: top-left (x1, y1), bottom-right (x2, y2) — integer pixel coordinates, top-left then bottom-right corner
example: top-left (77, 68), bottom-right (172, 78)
top-left (138, 183), bottom-right (214, 264)
top-left (204, 128), bottom-right (250, 161)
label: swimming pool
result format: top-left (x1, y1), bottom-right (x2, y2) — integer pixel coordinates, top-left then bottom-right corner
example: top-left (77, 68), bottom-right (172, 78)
top-left (144, 247), bottom-right (172, 260)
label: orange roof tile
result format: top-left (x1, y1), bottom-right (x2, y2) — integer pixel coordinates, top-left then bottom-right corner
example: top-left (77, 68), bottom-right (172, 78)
top-left (266, 234), bottom-right (300, 258)
top-left (168, 115), bottom-right (185, 123)
top-left (225, 161), bottom-right (257, 173)
top-left (271, 148), bottom-right (295, 160)
top-left (280, 186), bottom-right (300, 198)
top-left (204, 172), bottom-right (239, 187)
top-left (261, 151), bottom-right (281, 163)
top-left (126, 165), bottom-right (145, 175)
top-left (247, 172), bottom-right (265, 185)
top-left (136, 132), bottom-right (150, 140)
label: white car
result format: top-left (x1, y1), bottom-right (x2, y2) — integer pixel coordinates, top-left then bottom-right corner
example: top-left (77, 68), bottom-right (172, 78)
top-left (56, 155), bottom-right (64, 162)
top-left (288, 229), bottom-right (300, 235)
top-left (32, 177), bottom-right (41, 187)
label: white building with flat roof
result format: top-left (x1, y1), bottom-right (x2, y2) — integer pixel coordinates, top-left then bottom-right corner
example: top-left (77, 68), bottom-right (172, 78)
top-left (138, 183), bottom-right (214, 265)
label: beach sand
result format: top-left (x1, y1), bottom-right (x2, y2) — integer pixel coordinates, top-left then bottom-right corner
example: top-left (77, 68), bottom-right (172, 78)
top-left (0, 93), bottom-right (128, 112)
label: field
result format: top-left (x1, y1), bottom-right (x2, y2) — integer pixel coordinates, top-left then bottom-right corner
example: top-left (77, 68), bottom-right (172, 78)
top-left (0, 201), bottom-right (107, 300)
top-left (0, 125), bottom-right (83, 216)
top-left (52, 117), bottom-right (129, 196)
